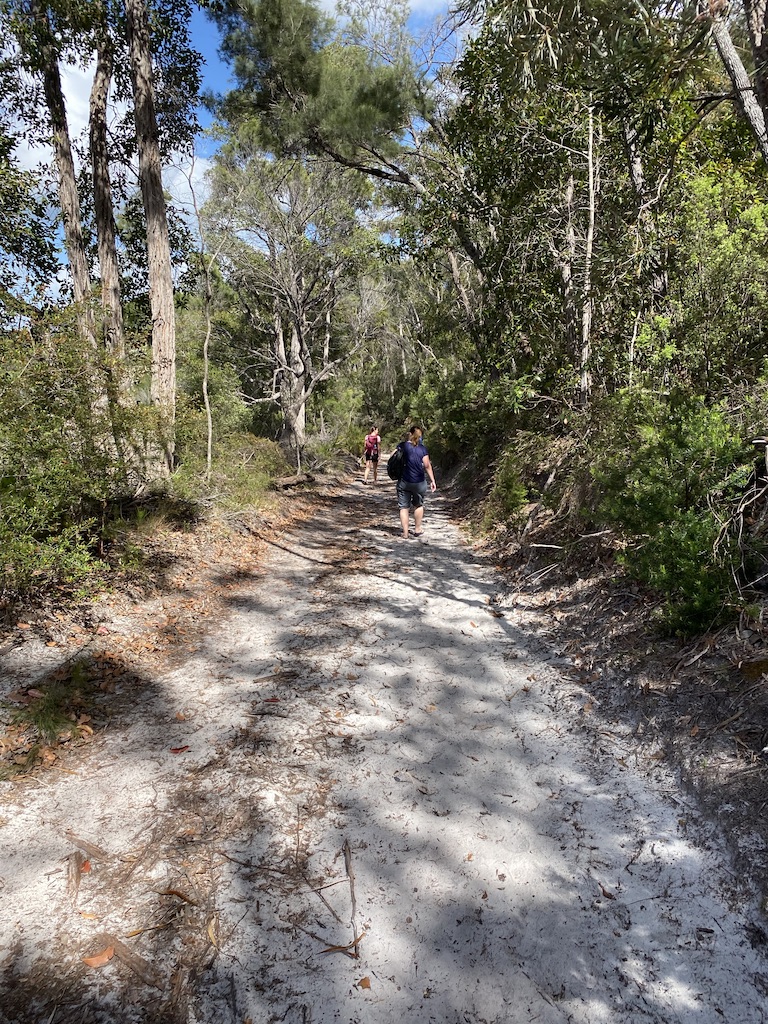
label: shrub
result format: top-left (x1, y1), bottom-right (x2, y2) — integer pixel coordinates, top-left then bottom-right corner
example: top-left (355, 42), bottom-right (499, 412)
top-left (590, 391), bottom-right (747, 634)
top-left (482, 450), bottom-right (529, 529)
top-left (172, 432), bottom-right (291, 508)
top-left (0, 319), bottom-right (131, 597)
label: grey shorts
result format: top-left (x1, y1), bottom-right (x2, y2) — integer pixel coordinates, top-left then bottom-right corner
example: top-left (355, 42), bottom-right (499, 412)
top-left (397, 479), bottom-right (428, 509)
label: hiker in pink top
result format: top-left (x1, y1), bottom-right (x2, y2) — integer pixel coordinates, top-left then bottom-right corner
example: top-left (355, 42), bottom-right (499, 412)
top-left (363, 426), bottom-right (381, 484)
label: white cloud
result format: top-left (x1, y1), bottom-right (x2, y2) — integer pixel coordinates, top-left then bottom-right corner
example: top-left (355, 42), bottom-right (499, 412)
top-left (406, 0), bottom-right (452, 15)
top-left (60, 60), bottom-right (95, 142)
top-left (164, 153), bottom-right (215, 224)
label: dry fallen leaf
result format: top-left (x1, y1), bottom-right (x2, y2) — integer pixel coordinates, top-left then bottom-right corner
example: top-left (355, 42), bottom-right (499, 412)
top-left (465, 852), bottom-right (474, 861)
top-left (83, 945), bottom-right (115, 968)
top-left (175, 712), bottom-right (186, 721)
top-left (82, 860), bottom-right (91, 873)
top-left (690, 725), bottom-right (699, 737)
top-left (79, 911), bottom-right (99, 920)
top-left (16, 622), bottom-right (31, 630)
top-left (469, 621), bottom-right (478, 628)
top-left (358, 976), bottom-right (371, 990)
top-left (170, 746), bottom-right (190, 754)
top-left (207, 919), bottom-right (218, 948)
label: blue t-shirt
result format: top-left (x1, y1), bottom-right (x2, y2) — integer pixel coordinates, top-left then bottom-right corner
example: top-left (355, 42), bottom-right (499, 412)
top-left (401, 441), bottom-right (429, 483)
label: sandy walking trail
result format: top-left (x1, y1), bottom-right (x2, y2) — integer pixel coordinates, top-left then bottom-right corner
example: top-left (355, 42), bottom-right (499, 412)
top-left (2, 477), bottom-right (768, 1023)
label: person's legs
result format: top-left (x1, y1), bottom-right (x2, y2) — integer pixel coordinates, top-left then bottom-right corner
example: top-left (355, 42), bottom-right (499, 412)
top-left (413, 505), bottom-right (424, 534)
top-left (363, 455), bottom-right (370, 483)
top-left (399, 507), bottom-right (410, 537)
top-left (397, 484), bottom-right (412, 537)
top-left (411, 483), bottom-right (427, 535)
top-left (372, 458), bottom-right (378, 482)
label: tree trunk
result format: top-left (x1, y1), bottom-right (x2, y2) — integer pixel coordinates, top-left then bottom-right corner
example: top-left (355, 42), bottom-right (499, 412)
top-left (125, 0), bottom-right (176, 476)
top-left (274, 309), bottom-right (306, 459)
top-left (29, 0), bottom-right (93, 345)
top-left (709, 12), bottom-right (768, 163)
top-left (742, 0), bottom-right (768, 140)
top-left (560, 174), bottom-right (578, 360)
top-left (579, 104), bottom-right (597, 408)
top-left (447, 250), bottom-right (487, 362)
top-left (622, 120), bottom-right (667, 301)
top-left (202, 260), bottom-right (214, 482)
top-left (286, 322), bottom-right (308, 450)
top-left (90, 36), bottom-right (125, 358)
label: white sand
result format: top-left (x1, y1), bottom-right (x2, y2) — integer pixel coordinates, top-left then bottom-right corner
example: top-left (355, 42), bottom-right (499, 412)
top-left (1, 481), bottom-right (767, 1023)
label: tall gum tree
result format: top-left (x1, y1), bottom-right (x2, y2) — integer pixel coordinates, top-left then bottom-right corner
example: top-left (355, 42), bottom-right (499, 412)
top-left (89, 7), bottom-right (124, 358)
top-left (204, 146), bottom-right (376, 461)
top-left (15, 0), bottom-right (95, 344)
top-left (125, 0), bottom-right (176, 474)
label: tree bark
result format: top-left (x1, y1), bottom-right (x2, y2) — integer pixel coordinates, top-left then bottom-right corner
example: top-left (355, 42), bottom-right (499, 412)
top-left (622, 121), bottom-right (667, 301)
top-left (579, 104), bottom-right (597, 408)
top-left (89, 36), bottom-right (125, 358)
top-left (709, 11), bottom-right (768, 163)
top-left (125, 0), bottom-right (176, 475)
top-left (560, 173), bottom-right (578, 360)
top-left (29, 0), bottom-right (93, 344)
top-left (742, 0), bottom-right (768, 138)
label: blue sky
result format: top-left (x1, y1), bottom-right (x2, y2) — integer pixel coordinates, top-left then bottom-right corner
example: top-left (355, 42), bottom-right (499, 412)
top-left (190, 7), bottom-right (235, 106)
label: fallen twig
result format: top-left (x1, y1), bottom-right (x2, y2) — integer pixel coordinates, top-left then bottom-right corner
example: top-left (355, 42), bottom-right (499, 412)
top-left (64, 829), bottom-right (112, 862)
top-left (303, 873), bottom-right (344, 925)
top-left (343, 838), bottom-right (359, 957)
top-left (156, 888), bottom-right (199, 906)
top-left (100, 933), bottom-right (164, 989)
top-left (319, 931), bottom-right (367, 958)
top-left (710, 710), bottom-right (744, 733)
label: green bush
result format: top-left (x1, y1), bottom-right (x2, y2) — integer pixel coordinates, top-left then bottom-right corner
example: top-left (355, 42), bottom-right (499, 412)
top-left (0, 319), bottom-right (131, 597)
top-left (590, 391), bottom-right (747, 634)
top-left (624, 510), bottom-right (733, 634)
top-left (405, 365), bottom-right (538, 469)
top-left (482, 450), bottom-right (529, 529)
top-left (172, 432), bottom-right (291, 507)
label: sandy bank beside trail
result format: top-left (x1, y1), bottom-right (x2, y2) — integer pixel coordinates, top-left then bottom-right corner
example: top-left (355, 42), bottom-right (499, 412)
top-left (1, 479), bottom-right (767, 1024)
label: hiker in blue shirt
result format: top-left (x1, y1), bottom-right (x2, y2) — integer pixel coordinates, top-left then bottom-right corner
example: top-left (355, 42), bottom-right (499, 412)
top-left (397, 424), bottom-right (436, 539)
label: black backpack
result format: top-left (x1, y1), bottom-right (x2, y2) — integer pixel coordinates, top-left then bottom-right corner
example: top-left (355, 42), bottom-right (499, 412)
top-left (386, 443), bottom-right (404, 480)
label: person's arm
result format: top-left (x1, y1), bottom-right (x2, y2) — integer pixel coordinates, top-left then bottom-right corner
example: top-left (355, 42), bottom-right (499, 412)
top-left (423, 454), bottom-right (437, 491)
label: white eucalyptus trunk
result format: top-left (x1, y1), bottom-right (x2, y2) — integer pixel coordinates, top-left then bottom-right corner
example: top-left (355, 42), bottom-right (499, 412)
top-left (710, 12), bottom-right (768, 163)
top-left (125, 0), bottom-right (176, 476)
top-left (90, 39), bottom-right (125, 358)
top-left (579, 104), bottom-right (597, 407)
top-left (30, 0), bottom-right (94, 345)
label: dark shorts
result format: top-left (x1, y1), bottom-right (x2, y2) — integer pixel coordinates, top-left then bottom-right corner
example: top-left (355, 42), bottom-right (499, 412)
top-left (397, 479), bottom-right (428, 509)
top-left (365, 451), bottom-right (379, 462)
